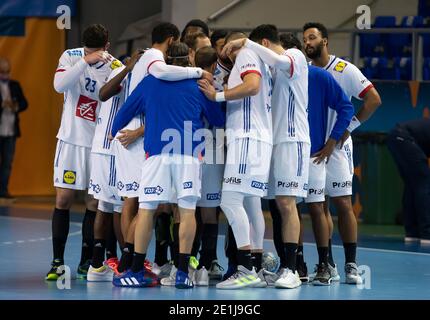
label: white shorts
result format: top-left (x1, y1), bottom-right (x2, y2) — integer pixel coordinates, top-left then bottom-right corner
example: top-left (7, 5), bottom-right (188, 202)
top-left (326, 137), bottom-right (354, 197)
top-left (267, 142), bottom-right (310, 199)
top-left (112, 138), bottom-right (145, 198)
top-left (304, 158), bottom-right (326, 203)
top-left (53, 140), bottom-right (91, 190)
top-left (138, 154), bottom-right (202, 205)
top-left (197, 163), bottom-right (224, 207)
top-left (88, 153), bottom-right (123, 206)
top-left (222, 138), bottom-right (272, 197)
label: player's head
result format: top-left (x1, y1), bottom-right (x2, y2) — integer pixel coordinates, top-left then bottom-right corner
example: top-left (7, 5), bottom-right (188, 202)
top-left (152, 22), bottom-right (180, 48)
top-left (224, 31), bottom-right (247, 62)
top-left (0, 57), bottom-right (10, 82)
top-left (211, 29), bottom-right (228, 57)
top-left (82, 24), bottom-right (109, 53)
top-left (166, 42), bottom-right (191, 67)
top-left (181, 19), bottom-right (210, 41)
top-left (249, 24), bottom-right (280, 48)
top-left (195, 46), bottom-right (218, 74)
top-left (303, 22), bottom-right (329, 60)
top-left (183, 32), bottom-right (211, 66)
top-left (279, 32), bottom-right (302, 51)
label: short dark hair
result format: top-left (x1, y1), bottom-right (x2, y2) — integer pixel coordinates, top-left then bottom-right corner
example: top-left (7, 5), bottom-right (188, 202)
top-left (183, 32), bottom-right (208, 51)
top-left (152, 22), bottom-right (180, 45)
top-left (82, 24), bottom-right (109, 48)
top-left (166, 42), bottom-right (190, 67)
top-left (224, 31), bottom-right (247, 44)
top-left (181, 19), bottom-right (210, 39)
top-left (210, 29), bottom-right (228, 47)
top-left (279, 33), bottom-right (302, 50)
top-left (303, 22), bottom-right (329, 39)
top-left (195, 46), bottom-right (218, 70)
top-left (249, 24), bottom-right (280, 44)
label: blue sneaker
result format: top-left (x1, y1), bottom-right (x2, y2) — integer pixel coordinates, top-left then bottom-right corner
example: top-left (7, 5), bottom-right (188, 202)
top-left (175, 269), bottom-right (194, 289)
top-left (222, 264), bottom-right (237, 281)
top-left (112, 269), bottom-right (153, 288)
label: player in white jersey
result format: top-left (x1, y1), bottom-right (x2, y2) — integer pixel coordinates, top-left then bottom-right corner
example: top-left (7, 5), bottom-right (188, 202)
top-left (303, 22), bottom-right (381, 284)
top-left (46, 24), bottom-right (118, 281)
top-left (199, 32), bottom-right (273, 289)
top-left (223, 24), bottom-right (310, 289)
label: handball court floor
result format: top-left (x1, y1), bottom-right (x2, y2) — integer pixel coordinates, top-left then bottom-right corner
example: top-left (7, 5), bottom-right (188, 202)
top-left (0, 198), bottom-right (429, 300)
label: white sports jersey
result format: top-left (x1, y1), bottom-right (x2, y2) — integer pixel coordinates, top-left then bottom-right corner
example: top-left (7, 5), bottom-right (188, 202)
top-left (213, 60), bottom-right (230, 91)
top-left (114, 48), bottom-right (164, 136)
top-left (92, 66), bottom-right (128, 155)
top-left (272, 48), bottom-right (309, 145)
top-left (226, 48), bottom-right (273, 146)
top-left (316, 55), bottom-right (373, 140)
top-left (55, 48), bottom-right (119, 148)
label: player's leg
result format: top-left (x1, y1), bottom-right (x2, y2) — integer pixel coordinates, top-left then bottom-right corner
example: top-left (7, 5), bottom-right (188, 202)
top-left (153, 204), bottom-right (173, 278)
top-left (323, 198), bottom-right (336, 267)
top-left (296, 203), bottom-right (308, 282)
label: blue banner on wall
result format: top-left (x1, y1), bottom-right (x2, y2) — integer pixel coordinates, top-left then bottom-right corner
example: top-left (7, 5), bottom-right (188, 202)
top-left (0, 0), bottom-right (76, 17)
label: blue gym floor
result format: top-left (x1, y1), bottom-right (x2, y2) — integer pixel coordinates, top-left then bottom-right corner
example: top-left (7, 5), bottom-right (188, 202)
top-left (0, 205), bottom-right (429, 300)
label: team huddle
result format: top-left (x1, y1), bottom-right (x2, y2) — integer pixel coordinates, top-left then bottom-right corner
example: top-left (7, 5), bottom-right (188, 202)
top-left (46, 19), bottom-right (381, 290)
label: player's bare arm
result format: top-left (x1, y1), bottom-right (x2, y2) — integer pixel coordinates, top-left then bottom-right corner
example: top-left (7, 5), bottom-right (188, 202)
top-left (117, 125), bottom-right (145, 148)
top-left (312, 138), bottom-right (337, 164)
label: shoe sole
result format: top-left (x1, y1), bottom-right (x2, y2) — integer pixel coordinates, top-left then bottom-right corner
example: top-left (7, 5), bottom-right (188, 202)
top-left (300, 276), bottom-right (309, 283)
top-left (275, 280), bottom-right (302, 289)
top-left (45, 274), bottom-right (59, 281)
top-left (312, 279), bottom-right (332, 286)
top-left (195, 281), bottom-right (209, 286)
top-left (175, 284), bottom-right (194, 289)
top-left (216, 279), bottom-right (261, 290)
top-left (87, 273), bottom-right (113, 282)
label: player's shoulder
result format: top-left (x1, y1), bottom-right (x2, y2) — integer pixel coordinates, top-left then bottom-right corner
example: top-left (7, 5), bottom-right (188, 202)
top-left (285, 48), bottom-right (306, 62)
top-left (63, 47), bottom-right (84, 58)
top-left (330, 56), bottom-right (361, 76)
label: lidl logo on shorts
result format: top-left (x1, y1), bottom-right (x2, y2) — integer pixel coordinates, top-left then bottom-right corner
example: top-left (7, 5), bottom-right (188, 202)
top-left (144, 186), bottom-right (164, 195)
top-left (117, 181), bottom-right (124, 191)
top-left (251, 181), bottom-right (265, 190)
top-left (63, 170), bottom-right (76, 185)
top-left (334, 61), bottom-right (347, 73)
top-left (183, 181), bottom-right (193, 189)
top-left (277, 181), bottom-right (299, 188)
top-left (207, 193), bottom-right (221, 201)
top-left (126, 182), bottom-right (139, 191)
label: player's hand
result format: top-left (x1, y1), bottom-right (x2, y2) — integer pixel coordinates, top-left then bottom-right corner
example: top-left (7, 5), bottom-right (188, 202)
top-left (221, 38), bottom-right (246, 58)
top-left (117, 127), bottom-right (144, 148)
top-left (125, 50), bottom-right (144, 71)
top-left (198, 79), bottom-right (216, 101)
top-left (107, 133), bottom-right (114, 141)
top-left (338, 130), bottom-right (351, 149)
top-left (201, 70), bottom-right (214, 84)
top-left (312, 138), bottom-right (337, 164)
top-left (84, 50), bottom-right (112, 65)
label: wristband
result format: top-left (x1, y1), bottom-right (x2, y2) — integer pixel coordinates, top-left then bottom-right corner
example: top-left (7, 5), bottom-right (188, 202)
top-left (215, 92), bottom-right (226, 102)
top-left (347, 116), bottom-right (361, 132)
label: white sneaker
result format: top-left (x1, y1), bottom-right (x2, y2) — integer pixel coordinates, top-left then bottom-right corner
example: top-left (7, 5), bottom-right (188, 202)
top-left (345, 263), bottom-right (363, 285)
top-left (193, 267), bottom-right (209, 286)
top-left (216, 265), bottom-right (261, 290)
top-left (420, 239), bottom-right (430, 246)
top-left (160, 265), bottom-right (177, 286)
top-left (274, 268), bottom-right (301, 289)
top-left (405, 236), bottom-right (420, 243)
top-left (87, 262), bottom-right (114, 282)
top-left (208, 260), bottom-right (224, 280)
top-left (253, 268), bottom-right (279, 288)
top-left (152, 262), bottom-right (173, 279)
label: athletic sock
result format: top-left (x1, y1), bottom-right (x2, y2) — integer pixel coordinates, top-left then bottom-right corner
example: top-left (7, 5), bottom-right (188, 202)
top-left (118, 242), bottom-right (134, 273)
top-left (52, 208), bottom-right (70, 262)
top-left (343, 242), bottom-right (357, 264)
top-left (284, 243), bottom-right (298, 272)
top-left (131, 252), bottom-right (146, 273)
top-left (91, 239), bottom-right (106, 268)
top-left (79, 209), bottom-right (95, 265)
top-left (237, 249), bottom-right (252, 271)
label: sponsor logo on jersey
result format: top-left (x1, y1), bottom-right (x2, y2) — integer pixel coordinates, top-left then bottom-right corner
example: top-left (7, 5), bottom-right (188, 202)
top-left (334, 61), bottom-right (347, 73)
top-left (207, 193), bottom-right (221, 201)
top-left (223, 177), bottom-right (242, 185)
top-left (110, 59), bottom-right (122, 70)
top-left (251, 180), bottom-right (267, 190)
top-left (277, 181), bottom-right (299, 188)
top-left (117, 181), bottom-right (124, 191)
top-left (332, 181), bottom-right (352, 188)
top-left (144, 185), bottom-right (164, 195)
top-left (241, 63), bottom-right (256, 69)
top-left (76, 95), bottom-right (98, 122)
top-left (183, 181), bottom-right (193, 189)
top-left (67, 49), bottom-right (83, 57)
top-left (63, 170), bottom-right (76, 184)
top-left (309, 188), bottom-right (324, 195)
top-left (126, 182), bottom-right (139, 191)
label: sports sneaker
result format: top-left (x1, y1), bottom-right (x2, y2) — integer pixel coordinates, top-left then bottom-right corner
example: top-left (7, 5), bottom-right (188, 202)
top-left (216, 265), bottom-right (261, 290)
top-left (77, 259), bottom-right (91, 279)
top-left (208, 260), bottom-right (224, 280)
top-left (296, 259), bottom-right (309, 283)
top-left (106, 257), bottom-right (119, 273)
top-left (309, 263), bottom-right (340, 282)
top-left (312, 263), bottom-right (332, 286)
top-left (345, 262), bottom-right (363, 285)
top-left (274, 268), bottom-right (301, 289)
top-left (45, 259), bottom-right (65, 281)
top-left (161, 265), bottom-right (177, 286)
top-left (253, 268), bottom-right (279, 288)
top-left (175, 269), bottom-right (194, 289)
top-left (144, 259), bottom-right (153, 272)
top-left (87, 261), bottom-right (114, 282)
top-left (152, 262), bottom-right (173, 279)
top-left (193, 267), bottom-right (209, 286)
top-left (112, 269), bottom-right (154, 287)
top-left (222, 264), bottom-right (237, 281)
top-left (420, 238), bottom-right (430, 246)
